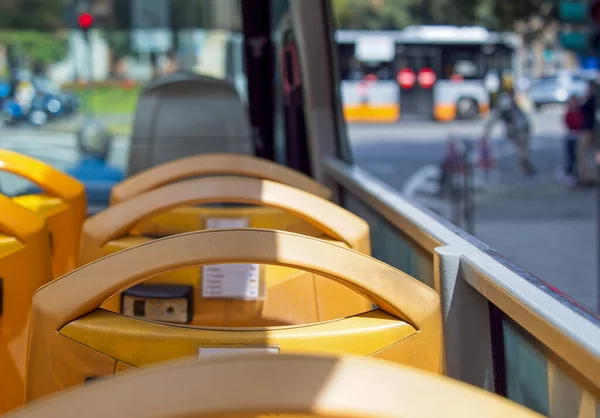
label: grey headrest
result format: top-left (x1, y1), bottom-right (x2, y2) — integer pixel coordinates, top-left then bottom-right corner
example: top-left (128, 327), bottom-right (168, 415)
top-left (128, 72), bottom-right (253, 176)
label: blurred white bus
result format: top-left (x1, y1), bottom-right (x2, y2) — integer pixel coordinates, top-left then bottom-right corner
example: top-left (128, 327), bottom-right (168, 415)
top-left (336, 26), bottom-right (522, 123)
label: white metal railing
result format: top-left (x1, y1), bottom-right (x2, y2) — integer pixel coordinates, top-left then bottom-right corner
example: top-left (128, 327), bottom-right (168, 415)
top-left (325, 157), bottom-right (600, 402)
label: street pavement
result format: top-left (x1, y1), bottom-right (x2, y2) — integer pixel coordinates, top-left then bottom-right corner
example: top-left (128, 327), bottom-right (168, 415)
top-left (474, 175), bottom-right (597, 311)
top-left (349, 106), bottom-right (566, 192)
top-left (0, 106), bottom-right (597, 313)
top-left (348, 106), bottom-right (599, 313)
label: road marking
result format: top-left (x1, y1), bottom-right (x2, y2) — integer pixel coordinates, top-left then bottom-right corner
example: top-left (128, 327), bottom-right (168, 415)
top-left (402, 164), bottom-right (439, 197)
top-left (401, 136), bottom-right (558, 199)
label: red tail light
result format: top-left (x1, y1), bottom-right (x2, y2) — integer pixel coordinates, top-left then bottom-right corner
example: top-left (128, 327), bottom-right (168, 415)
top-left (397, 68), bottom-right (416, 89)
top-left (418, 68), bottom-right (436, 89)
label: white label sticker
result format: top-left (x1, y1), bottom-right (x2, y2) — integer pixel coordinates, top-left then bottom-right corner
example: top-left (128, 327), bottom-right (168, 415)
top-left (205, 217), bottom-right (250, 229)
top-left (203, 217), bottom-right (259, 300)
top-left (198, 347), bottom-right (279, 358)
top-left (202, 263), bottom-right (260, 300)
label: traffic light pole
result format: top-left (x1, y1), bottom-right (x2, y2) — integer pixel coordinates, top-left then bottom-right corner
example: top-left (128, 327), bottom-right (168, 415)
top-left (83, 30), bottom-right (93, 118)
top-left (76, 0), bottom-right (94, 117)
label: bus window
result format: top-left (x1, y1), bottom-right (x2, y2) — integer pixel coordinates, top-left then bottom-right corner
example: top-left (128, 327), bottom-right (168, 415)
top-left (487, 47), bottom-right (513, 75)
top-left (440, 46), bottom-right (485, 80)
top-left (338, 56), bottom-right (393, 82)
top-left (272, 0), bottom-right (312, 176)
top-left (0, 0), bottom-right (258, 200)
top-left (338, 44), bottom-right (362, 80)
top-left (362, 61), bottom-right (394, 81)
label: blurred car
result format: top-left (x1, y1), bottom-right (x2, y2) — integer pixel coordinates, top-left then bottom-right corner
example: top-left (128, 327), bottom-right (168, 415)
top-left (517, 77), bottom-right (532, 91)
top-left (527, 74), bottom-right (588, 110)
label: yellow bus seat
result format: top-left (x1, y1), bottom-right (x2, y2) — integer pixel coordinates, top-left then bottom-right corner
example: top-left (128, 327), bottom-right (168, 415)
top-left (25, 229), bottom-right (442, 403)
top-left (79, 177), bottom-right (372, 326)
top-left (128, 73), bottom-right (253, 177)
top-left (0, 195), bottom-right (52, 413)
top-left (110, 153), bottom-right (332, 237)
top-left (111, 153), bottom-right (332, 203)
top-left (0, 150), bottom-right (86, 278)
top-left (15, 354), bottom-right (543, 418)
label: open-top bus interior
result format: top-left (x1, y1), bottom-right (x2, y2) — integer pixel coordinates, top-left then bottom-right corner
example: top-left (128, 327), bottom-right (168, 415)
top-left (0, 1), bottom-right (597, 417)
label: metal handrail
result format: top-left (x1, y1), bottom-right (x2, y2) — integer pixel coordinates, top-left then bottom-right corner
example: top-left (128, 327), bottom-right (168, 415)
top-left (325, 157), bottom-right (600, 396)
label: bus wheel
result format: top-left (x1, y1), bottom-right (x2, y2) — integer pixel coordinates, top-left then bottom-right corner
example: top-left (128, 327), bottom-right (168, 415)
top-left (457, 98), bottom-right (478, 120)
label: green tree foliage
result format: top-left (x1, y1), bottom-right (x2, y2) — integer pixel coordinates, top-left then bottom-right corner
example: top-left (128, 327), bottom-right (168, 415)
top-left (332, 0), bottom-right (552, 32)
top-left (0, 0), bottom-right (65, 31)
top-left (493, 0), bottom-right (553, 31)
top-left (0, 0), bottom-right (69, 75)
top-left (333, 0), bottom-right (414, 29)
top-left (0, 30), bottom-right (68, 67)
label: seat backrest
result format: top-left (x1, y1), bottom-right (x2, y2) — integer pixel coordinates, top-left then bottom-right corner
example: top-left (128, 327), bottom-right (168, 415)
top-left (111, 153), bottom-right (332, 204)
top-left (128, 72), bottom-right (253, 176)
top-left (12, 354), bottom-right (544, 418)
top-left (0, 195), bottom-right (52, 413)
top-left (80, 177), bottom-right (372, 325)
top-left (0, 150), bottom-right (86, 278)
top-left (26, 229), bottom-right (442, 402)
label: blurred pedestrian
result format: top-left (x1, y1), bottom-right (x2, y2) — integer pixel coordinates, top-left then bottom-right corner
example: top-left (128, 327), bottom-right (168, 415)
top-left (483, 84), bottom-right (535, 175)
top-left (563, 96), bottom-right (583, 187)
top-left (578, 81), bottom-right (596, 185)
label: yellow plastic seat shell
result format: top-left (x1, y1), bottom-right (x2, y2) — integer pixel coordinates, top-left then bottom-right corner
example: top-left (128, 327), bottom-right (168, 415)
top-left (80, 177), bottom-right (372, 325)
top-left (110, 153), bottom-right (332, 204)
top-left (13, 354), bottom-right (543, 418)
top-left (25, 229), bottom-right (442, 402)
top-left (0, 149), bottom-right (86, 278)
top-left (109, 154), bottom-right (333, 237)
top-left (81, 177), bottom-right (369, 261)
top-left (0, 195), bottom-right (52, 413)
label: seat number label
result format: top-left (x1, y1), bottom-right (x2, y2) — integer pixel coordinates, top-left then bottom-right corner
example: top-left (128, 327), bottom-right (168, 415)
top-left (202, 218), bottom-right (260, 300)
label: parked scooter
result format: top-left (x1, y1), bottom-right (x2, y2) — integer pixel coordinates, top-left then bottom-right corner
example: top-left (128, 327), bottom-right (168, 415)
top-left (32, 76), bottom-right (80, 118)
top-left (0, 93), bottom-right (53, 127)
top-left (0, 74), bottom-right (80, 127)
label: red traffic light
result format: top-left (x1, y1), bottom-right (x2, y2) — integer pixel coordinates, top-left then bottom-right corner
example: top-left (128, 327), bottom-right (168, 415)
top-left (78, 13), bottom-right (94, 30)
top-left (590, 0), bottom-right (600, 24)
